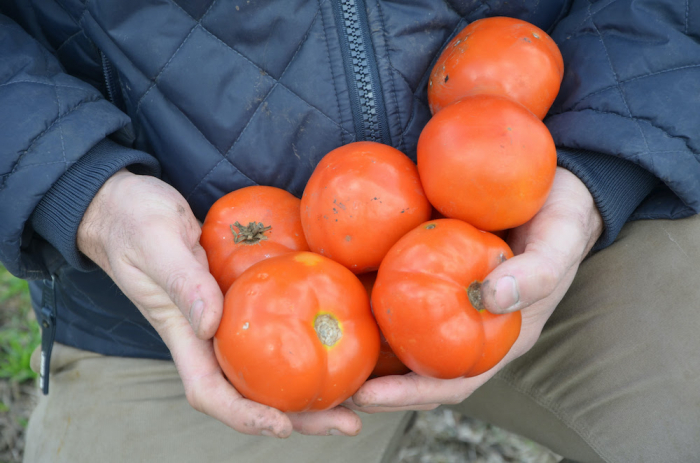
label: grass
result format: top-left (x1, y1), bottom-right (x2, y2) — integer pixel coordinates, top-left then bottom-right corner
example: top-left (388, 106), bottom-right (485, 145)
top-left (0, 265), bottom-right (40, 384)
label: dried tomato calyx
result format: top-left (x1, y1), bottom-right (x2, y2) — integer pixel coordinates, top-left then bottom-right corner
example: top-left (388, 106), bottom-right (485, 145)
top-left (314, 313), bottom-right (342, 347)
top-left (230, 221), bottom-right (271, 244)
top-left (467, 281), bottom-right (485, 311)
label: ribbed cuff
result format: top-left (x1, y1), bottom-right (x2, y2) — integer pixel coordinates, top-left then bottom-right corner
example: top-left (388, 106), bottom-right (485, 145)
top-left (557, 148), bottom-right (659, 251)
top-left (30, 138), bottom-right (161, 271)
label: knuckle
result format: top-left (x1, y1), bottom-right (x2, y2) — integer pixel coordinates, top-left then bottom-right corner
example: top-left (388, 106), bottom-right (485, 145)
top-left (538, 259), bottom-right (560, 291)
top-left (165, 271), bottom-right (189, 306)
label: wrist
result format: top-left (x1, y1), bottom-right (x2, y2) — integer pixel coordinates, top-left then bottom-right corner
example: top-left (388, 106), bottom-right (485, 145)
top-left (77, 168), bottom-right (136, 266)
top-left (557, 167), bottom-right (604, 251)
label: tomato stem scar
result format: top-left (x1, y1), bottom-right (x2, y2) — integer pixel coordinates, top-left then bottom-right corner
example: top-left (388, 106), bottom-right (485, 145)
top-left (314, 314), bottom-right (342, 347)
top-left (467, 281), bottom-right (485, 311)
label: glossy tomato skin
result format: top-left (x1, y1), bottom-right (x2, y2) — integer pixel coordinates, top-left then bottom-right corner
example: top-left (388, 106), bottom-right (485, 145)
top-left (417, 95), bottom-right (557, 232)
top-left (200, 186), bottom-right (309, 294)
top-left (372, 219), bottom-right (521, 379)
top-left (214, 252), bottom-right (380, 412)
top-left (428, 16), bottom-right (564, 119)
top-left (357, 272), bottom-right (411, 378)
top-left (301, 141), bottom-right (432, 274)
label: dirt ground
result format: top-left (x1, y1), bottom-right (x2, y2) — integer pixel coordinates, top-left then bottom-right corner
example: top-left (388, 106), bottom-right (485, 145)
top-left (0, 379), bottom-right (561, 463)
top-left (0, 379), bottom-right (37, 463)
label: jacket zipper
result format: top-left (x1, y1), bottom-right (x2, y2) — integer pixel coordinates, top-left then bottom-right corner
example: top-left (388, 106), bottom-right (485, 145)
top-left (332, 0), bottom-right (392, 145)
top-left (101, 52), bottom-right (125, 111)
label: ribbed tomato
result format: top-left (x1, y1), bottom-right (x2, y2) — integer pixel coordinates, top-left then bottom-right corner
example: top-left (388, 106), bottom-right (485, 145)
top-left (357, 272), bottom-right (411, 378)
top-left (428, 16), bottom-right (563, 119)
top-left (200, 186), bottom-right (309, 293)
top-left (417, 94), bottom-right (557, 232)
top-left (301, 141), bottom-right (432, 274)
top-left (372, 219), bottom-right (521, 379)
top-left (214, 252), bottom-right (380, 412)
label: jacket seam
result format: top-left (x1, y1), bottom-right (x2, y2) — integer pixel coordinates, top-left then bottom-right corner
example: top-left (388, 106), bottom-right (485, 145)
top-left (555, 63), bottom-right (700, 114)
top-left (133, 15), bottom-right (211, 114)
top-left (0, 96), bottom-right (102, 191)
top-left (185, 158), bottom-right (248, 202)
top-left (55, 29), bottom-right (83, 53)
top-left (193, 12), bottom-right (352, 135)
top-left (0, 80), bottom-right (92, 93)
top-left (138, 84), bottom-right (258, 194)
top-left (53, 82), bottom-right (68, 175)
top-left (548, 108), bottom-right (699, 159)
top-left (318, 0), bottom-right (346, 145)
top-left (567, 0), bottom-right (621, 34)
top-left (374, 1), bottom-right (405, 152)
top-left (587, 1), bottom-right (656, 173)
top-left (164, 0), bottom-right (351, 137)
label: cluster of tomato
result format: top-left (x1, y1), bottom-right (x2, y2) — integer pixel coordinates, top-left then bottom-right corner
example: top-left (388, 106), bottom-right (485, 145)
top-left (200, 17), bottom-right (563, 413)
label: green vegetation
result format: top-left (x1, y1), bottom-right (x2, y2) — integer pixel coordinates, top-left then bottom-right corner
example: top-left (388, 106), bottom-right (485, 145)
top-left (0, 266), bottom-right (40, 384)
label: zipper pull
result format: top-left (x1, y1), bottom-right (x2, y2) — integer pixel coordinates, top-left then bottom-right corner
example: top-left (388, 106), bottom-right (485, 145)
top-left (38, 275), bottom-right (57, 395)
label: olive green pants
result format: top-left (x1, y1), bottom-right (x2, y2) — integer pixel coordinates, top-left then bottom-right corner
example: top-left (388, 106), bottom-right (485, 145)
top-left (24, 215), bottom-right (700, 463)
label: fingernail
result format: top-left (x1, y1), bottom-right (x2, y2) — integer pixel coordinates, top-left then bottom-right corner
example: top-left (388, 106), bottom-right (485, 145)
top-left (328, 428), bottom-right (346, 436)
top-left (494, 276), bottom-right (519, 312)
top-left (261, 430), bottom-right (276, 438)
top-left (189, 299), bottom-right (204, 333)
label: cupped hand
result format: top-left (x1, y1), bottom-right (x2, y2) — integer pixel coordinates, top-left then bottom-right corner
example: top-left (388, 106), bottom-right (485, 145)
top-left (349, 167), bottom-right (603, 412)
top-left (77, 170), bottom-right (362, 437)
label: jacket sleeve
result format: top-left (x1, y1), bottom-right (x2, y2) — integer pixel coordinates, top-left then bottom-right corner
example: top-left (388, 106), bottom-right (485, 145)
top-left (546, 0), bottom-right (700, 249)
top-left (0, 14), bottom-right (159, 279)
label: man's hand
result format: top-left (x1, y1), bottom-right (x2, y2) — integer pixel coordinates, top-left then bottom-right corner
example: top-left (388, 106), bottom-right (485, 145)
top-left (77, 170), bottom-right (362, 437)
top-left (349, 167), bottom-right (603, 412)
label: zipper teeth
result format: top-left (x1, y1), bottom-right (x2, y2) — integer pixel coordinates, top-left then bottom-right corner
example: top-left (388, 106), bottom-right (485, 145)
top-left (101, 53), bottom-right (116, 103)
top-left (340, 0), bottom-right (382, 141)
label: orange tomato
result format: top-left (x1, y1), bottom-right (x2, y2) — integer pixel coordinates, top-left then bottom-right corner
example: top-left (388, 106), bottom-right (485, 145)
top-left (428, 16), bottom-right (563, 119)
top-left (214, 252), bottom-right (380, 412)
top-left (357, 272), bottom-right (411, 378)
top-left (200, 186), bottom-right (309, 293)
top-left (301, 141), bottom-right (432, 274)
top-left (417, 94), bottom-right (557, 231)
top-left (372, 219), bottom-right (521, 379)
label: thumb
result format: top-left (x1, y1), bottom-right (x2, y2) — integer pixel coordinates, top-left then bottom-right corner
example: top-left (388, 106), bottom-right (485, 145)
top-left (479, 249), bottom-right (562, 314)
top-left (480, 216), bottom-right (589, 314)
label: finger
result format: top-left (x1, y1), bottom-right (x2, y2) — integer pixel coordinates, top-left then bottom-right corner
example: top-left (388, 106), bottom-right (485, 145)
top-left (351, 372), bottom-right (494, 409)
top-left (481, 217), bottom-right (586, 314)
top-left (288, 406), bottom-right (362, 436)
top-left (133, 229), bottom-right (224, 339)
top-left (343, 400), bottom-right (439, 413)
top-left (163, 315), bottom-right (293, 438)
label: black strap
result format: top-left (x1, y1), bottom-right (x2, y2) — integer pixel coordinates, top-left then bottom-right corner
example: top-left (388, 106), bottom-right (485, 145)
top-left (38, 275), bottom-right (57, 395)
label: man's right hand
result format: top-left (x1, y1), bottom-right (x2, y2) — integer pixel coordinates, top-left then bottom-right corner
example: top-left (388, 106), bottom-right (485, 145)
top-left (76, 170), bottom-right (363, 437)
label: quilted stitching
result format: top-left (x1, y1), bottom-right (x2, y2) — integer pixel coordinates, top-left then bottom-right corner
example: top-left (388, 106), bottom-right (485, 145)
top-left (125, 0), bottom-right (352, 199)
top-left (587, 0), bottom-right (655, 172)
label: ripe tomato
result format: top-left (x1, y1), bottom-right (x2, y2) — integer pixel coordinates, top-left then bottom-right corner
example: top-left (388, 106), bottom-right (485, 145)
top-left (417, 94), bottom-right (557, 231)
top-left (301, 141), bottom-right (432, 274)
top-left (428, 16), bottom-right (564, 119)
top-left (372, 219), bottom-right (521, 379)
top-left (357, 272), bottom-right (411, 378)
top-left (200, 186), bottom-right (309, 293)
top-left (214, 252), bottom-right (380, 412)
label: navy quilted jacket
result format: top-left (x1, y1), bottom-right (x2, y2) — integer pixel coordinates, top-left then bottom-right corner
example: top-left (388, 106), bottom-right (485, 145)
top-left (1, 0), bottom-right (699, 359)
